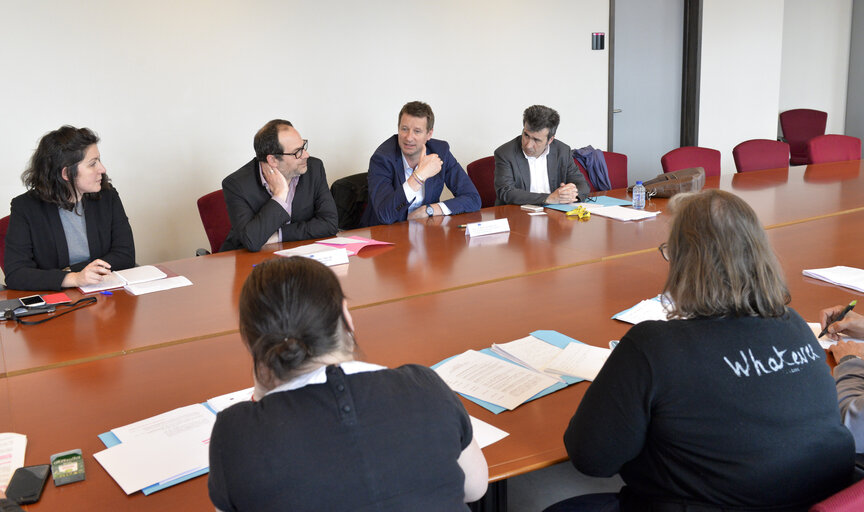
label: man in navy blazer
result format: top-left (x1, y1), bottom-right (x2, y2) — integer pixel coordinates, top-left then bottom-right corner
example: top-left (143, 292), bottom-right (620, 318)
top-left (493, 105), bottom-right (590, 206)
top-left (362, 101), bottom-right (480, 226)
top-left (221, 120), bottom-right (338, 252)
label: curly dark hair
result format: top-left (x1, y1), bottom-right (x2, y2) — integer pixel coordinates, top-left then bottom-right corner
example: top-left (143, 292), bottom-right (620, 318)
top-left (21, 126), bottom-right (110, 211)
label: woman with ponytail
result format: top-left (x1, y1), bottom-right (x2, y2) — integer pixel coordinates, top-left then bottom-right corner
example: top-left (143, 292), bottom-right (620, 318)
top-left (208, 257), bottom-right (488, 512)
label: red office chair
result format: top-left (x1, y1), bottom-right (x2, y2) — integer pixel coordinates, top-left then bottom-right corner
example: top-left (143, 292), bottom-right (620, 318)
top-left (466, 156), bottom-right (496, 208)
top-left (809, 478), bottom-right (864, 511)
top-left (732, 139), bottom-right (790, 173)
top-left (574, 151), bottom-right (629, 191)
top-left (0, 215), bottom-right (9, 271)
top-left (197, 190), bottom-right (231, 254)
top-left (807, 135), bottom-right (862, 164)
top-left (661, 146), bottom-right (722, 177)
top-left (780, 109), bottom-right (827, 165)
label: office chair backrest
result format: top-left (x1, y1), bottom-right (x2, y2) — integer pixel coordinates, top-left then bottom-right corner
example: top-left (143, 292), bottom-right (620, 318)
top-left (661, 146), bottom-right (722, 177)
top-left (466, 156), bottom-right (496, 208)
top-left (807, 135), bottom-right (862, 165)
top-left (603, 151), bottom-right (629, 189)
top-left (780, 108), bottom-right (828, 165)
top-left (809, 478), bottom-right (864, 512)
top-left (330, 172), bottom-right (368, 231)
top-left (197, 190), bottom-right (231, 254)
top-left (733, 139), bottom-right (790, 173)
top-left (0, 215), bottom-right (9, 271)
top-left (574, 151), bottom-right (629, 191)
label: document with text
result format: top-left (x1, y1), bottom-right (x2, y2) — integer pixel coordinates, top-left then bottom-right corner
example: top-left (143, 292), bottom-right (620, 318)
top-left (544, 342), bottom-right (611, 381)
top-left (434, 350), bottom-right (560, 411)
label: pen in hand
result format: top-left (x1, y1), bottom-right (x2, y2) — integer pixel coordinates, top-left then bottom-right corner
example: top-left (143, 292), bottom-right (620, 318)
top-left (819, 299), bottom-right (858, 338)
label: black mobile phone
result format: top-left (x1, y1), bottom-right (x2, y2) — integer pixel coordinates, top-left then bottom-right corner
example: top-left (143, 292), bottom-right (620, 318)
top-left (19, 295), bottom-right (46, 308)
top-left (6, 464), bottom-right (50, 504)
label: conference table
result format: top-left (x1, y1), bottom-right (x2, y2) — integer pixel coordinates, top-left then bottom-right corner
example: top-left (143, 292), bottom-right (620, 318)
top-left (1, 160), bottom-right (863, 510)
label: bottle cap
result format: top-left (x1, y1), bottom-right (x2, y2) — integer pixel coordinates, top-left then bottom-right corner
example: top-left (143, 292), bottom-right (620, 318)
top-left (636, 181), bottom-right (642, 185)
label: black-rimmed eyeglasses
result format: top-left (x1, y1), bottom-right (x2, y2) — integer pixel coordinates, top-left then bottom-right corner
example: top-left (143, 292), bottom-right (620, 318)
top-left (658, 242), bottom-right (669, 261)
top-left (273, 140), bottom-right (308, 159)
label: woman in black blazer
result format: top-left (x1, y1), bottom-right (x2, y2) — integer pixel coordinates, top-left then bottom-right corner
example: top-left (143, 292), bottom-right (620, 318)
top-left (4, 126), bottom-right (135, 291)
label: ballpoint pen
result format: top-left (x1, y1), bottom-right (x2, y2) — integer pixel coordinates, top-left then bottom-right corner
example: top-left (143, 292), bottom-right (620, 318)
top-left (818, 299), bottom-right (857, 338)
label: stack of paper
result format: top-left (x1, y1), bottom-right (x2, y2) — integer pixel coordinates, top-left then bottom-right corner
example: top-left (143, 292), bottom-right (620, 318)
top-left (803, 266), bottom-right (864, 293)
top-left (491, 335), bottom-right (611, 382)
top-left (0, 433), bottom-right (26, 493)
top-left (612, 295), bottom-right (673, 324)
top-left (433, 330), bottom-right (608, 413)
top-left (79, 265), bottom-right (192, 295)
top-left (275, 245), bottom-right (349, 266)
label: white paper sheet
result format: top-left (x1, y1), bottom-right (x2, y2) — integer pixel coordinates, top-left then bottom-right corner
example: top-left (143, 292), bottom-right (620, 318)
top-left (434, 350), bottom-right (559, 410)
top-left (469, 416), bottom-right (509, 448)
top-left (580, 204), bottom-right (661, 221)
top-left (803, 266), bottom-right (864, 293)
top-left (0, 433), bottom-right (26, 493)
top-left (614, 296), bottom-right (672, 324)
top-left (544, 343), bottom-right (612, 381)
top-left (110, 404), bottom-right (215, 443)
top-left (207, 387), bottom-right (254, 413)
top-left (124, 276), bottom-right (192, 296)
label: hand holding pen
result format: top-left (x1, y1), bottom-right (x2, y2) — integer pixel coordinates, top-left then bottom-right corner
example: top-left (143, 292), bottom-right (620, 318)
top-left (819, 300), bottom-right (862, 339)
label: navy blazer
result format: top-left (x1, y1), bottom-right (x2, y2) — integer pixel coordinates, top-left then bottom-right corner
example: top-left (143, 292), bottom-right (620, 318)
top-left (4, 188), bottom-right (136, 291)
top-left (362, 136), bottom-right (480, 226)
top-left (493, 136), bottom-right (590, 205)
top-left (221, 157), bottom-right (338, 252)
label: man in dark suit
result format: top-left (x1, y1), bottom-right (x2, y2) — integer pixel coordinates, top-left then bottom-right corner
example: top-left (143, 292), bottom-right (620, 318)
top-left (493, 105), bottom-right (590, 206)
top-left (362, 101), bottom-right (480, 226)
top-left (221, 119), bottom-right (338, 252)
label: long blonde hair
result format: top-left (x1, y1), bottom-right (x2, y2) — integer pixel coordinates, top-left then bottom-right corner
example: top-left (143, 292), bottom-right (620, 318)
top-left (663, 190), bottom-right (789, 318)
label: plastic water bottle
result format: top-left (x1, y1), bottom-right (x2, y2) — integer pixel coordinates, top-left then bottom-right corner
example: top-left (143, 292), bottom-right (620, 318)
top-left (632, 181), bottom-right (646, 210)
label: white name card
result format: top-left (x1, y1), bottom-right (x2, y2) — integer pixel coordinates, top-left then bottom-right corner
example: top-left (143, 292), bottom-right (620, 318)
top-left (465, 218), bottom-right (510, 237)
top-left (305, 247), bottom-right (350, 267)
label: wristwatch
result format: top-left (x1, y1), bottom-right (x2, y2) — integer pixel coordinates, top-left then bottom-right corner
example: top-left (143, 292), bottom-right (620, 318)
top-left (426, 205), bottom-right (434, 217)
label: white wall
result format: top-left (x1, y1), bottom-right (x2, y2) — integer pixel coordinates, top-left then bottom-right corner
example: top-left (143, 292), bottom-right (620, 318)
top-left (699, 0), bottom-right (785, 173)
top-left (780, 0), bottom-right (852, 134)
top-left (0, 0), bottom-right (610, 265)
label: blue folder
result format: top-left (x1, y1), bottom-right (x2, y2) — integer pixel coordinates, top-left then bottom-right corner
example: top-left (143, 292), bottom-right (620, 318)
top-left (545, 196), bottom-right (632, 211)
top-left (431, 330), bottom-right (586, 414)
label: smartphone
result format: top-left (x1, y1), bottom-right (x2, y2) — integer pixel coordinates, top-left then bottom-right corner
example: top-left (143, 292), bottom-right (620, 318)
top-left (6, 464), bottom-right (50, 504)
top-left (19, 295), bottom-right (46, 308)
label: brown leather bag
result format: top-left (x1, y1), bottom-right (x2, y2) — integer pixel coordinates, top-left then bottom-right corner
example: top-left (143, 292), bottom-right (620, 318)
top-left (628, 167), bottom-right (705, 198)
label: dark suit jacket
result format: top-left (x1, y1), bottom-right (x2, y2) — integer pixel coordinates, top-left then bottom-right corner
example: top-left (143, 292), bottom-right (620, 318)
top-left (361, 136), bottom-right (481, 226)
top-left (493, 136), bottom-right (590, 205)
top-left (4, 188), bottom-right (136, 291)
top-left (221, 157), bottom-right (338, 252)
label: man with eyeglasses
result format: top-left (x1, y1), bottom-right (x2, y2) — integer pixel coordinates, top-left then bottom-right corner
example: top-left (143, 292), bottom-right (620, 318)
top-left (493, 105), bottom-right (590, 206)
top-left (361, 101), bottom-right (481, 226)
top-left (221, 119), bottom-right (338, 252)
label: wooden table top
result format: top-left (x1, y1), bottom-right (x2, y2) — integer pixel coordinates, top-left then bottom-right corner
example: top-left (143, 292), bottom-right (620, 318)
top-left (3, 160), bottom-right (864, 510)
